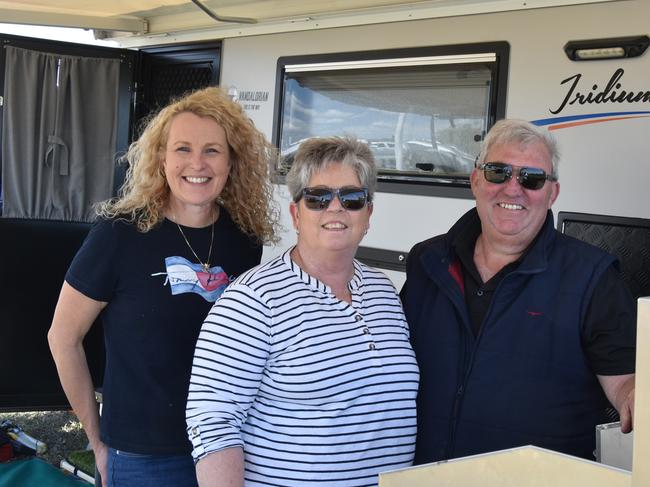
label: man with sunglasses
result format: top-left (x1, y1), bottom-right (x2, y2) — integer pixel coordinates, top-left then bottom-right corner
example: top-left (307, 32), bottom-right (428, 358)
top-left (401, 119), bottom-right (636, 464)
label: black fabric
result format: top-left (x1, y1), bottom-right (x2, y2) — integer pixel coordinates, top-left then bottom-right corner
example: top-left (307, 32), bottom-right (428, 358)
top-left (0, 218), bottom-right (103, 410)
top-left (582, 265), bottom-right (638, 375)
top-left (451, 213), bottom-right (636, 373)
top-left (451, 220), bottom-right (519, 337)
top-left (65, 209), bottom-right (261, 455)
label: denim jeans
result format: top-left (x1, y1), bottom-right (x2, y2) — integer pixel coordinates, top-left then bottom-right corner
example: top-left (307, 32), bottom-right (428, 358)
top-left (106, 448), bottom-right (198, 487)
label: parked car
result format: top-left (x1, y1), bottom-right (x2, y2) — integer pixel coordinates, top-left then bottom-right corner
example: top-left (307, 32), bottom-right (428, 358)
top-left (369, 140), bottom-right (397, 169)
top-left (402, 140), bottom-right (474, 174)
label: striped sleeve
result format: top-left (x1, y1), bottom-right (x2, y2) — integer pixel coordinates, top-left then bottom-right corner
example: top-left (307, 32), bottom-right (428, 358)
top-left (186, 282), bottom-right (272, 460)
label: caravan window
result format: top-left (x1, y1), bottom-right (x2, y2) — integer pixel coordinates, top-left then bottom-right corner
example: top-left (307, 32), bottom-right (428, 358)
top-left (274, 43), bottom-right (509, 197)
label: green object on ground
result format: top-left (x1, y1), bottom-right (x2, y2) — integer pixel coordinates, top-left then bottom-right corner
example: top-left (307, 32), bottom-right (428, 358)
top-left (0, 457), bottom-right (86, 486)
top-left (67, 449), bottom-right (95, 476)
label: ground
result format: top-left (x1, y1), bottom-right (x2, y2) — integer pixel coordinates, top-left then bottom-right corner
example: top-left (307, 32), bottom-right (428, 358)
top-left (0, 410), bottom-right (88, 468)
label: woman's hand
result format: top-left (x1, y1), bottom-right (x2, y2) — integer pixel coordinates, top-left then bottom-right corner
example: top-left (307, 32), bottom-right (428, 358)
top-left (92, 440), bottom-right (109, 486)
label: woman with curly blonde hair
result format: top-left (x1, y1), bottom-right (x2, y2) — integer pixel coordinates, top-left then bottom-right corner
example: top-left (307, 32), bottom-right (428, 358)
top-left (97, 86), bottom-right (278, 241)
top-left (49, 86), bottom-right (279, 487)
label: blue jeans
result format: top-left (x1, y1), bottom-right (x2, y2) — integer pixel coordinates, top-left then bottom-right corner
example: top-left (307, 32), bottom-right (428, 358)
top-left (106, 448), bottom-right (198, 487)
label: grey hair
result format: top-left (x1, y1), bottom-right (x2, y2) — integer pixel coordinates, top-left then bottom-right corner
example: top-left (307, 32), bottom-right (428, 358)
top-left (285, 136), bottom-right (378, 201)
top-left (477, 119), bottom-right (560, 179)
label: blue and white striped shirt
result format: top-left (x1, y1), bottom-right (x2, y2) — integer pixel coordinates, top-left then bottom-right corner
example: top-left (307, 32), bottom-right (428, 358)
top-left (187, 249), bottom-right (419, 486)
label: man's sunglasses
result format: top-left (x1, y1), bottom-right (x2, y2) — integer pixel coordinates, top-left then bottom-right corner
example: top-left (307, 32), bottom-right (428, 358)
top-left (296, 186), bottom-right (371, 211)
top-left (477, 162), bottom-right (557, 190)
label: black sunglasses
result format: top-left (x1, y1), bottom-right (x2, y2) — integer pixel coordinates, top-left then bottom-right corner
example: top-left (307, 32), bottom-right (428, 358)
top-left (477, 162), bottom-right (557, 190)
top-left (296, 186), bottom-right (371, 211)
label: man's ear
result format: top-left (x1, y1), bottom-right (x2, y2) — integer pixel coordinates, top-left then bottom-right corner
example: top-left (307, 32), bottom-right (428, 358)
top-left (548, 181), bottom-right (560, 208)
top-left (470, 167), bottom-right (480, 198)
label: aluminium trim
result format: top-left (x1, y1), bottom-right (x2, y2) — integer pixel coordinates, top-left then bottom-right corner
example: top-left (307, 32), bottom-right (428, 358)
top-left (285, 53), bottom-right (497, 72)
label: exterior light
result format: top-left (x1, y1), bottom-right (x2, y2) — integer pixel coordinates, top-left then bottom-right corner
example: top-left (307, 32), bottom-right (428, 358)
top-left (564, 35), bottom-right (649, 61)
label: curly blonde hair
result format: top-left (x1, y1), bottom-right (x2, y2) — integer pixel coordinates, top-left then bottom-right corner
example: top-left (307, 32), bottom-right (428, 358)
top-left (96, 86), bottom-right (279, 243)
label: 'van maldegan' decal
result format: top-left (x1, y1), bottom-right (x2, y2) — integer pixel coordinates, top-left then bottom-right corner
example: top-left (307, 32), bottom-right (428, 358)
top-left (532, 68), bottom-right (650, 130)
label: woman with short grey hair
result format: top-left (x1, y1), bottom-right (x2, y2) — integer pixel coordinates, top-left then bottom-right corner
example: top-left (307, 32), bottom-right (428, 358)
top-left (187, 136), bottom-right (419, 487)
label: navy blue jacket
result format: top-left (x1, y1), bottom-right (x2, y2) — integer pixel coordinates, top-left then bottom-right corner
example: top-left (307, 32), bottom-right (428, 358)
top-left (401, 209), bottom-right (615, 463)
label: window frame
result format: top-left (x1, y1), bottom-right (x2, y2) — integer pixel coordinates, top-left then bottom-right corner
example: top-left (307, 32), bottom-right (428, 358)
top-left (273, 41), bottom-right (509, 198)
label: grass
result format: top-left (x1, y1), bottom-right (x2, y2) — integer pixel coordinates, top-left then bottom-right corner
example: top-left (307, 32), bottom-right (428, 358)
top-left (67, 449), bottom-right (95, 476)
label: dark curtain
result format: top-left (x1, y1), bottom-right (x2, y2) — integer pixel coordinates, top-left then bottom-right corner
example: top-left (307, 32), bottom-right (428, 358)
top-left (2, 46), bottom-right (120, 221)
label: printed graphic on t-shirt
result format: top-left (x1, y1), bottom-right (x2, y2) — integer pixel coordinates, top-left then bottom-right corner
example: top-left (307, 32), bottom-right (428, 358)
top-left (154, 256), bottom-right (230, 302)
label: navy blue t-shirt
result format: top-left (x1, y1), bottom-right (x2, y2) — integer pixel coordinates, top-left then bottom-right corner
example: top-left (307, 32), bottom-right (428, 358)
top-left (65, 208), bottom-right (262, 454)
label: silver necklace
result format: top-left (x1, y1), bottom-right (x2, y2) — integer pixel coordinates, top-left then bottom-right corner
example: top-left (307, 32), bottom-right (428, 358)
top-left (174, 215), bottom-right (215, 272)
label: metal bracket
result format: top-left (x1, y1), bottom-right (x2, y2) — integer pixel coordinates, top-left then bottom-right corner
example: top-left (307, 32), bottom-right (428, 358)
top-left (190, 0), bottom-right (257, 24)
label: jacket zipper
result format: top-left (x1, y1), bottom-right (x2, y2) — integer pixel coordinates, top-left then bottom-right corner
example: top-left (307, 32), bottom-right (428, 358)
top-left (443, 272), bottom-right (516, 459)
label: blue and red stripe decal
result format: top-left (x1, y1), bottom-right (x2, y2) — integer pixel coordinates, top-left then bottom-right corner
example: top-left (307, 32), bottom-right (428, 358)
top-left (532, 111), bottom-right (650, 130)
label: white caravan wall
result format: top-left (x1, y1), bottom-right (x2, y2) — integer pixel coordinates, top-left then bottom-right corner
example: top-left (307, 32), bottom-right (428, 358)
top-left (218, 0), bottom-right (650, 284)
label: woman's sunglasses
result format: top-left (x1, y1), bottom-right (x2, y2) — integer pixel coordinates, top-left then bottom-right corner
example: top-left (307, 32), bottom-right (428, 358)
top-left (477, 162), bottom-right (557, 190)
top-left (296, 186), bottom-right (371, 211)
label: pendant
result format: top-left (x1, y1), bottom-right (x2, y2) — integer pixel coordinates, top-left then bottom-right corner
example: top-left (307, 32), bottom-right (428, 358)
top-left (201, 262), bottom-right (210, 273)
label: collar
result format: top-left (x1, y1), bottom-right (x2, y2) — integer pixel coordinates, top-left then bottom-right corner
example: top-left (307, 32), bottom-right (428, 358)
top-left (422, 208), bottom-right (557, 275)
top-left (281, 247), bottom-right (364, 295)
